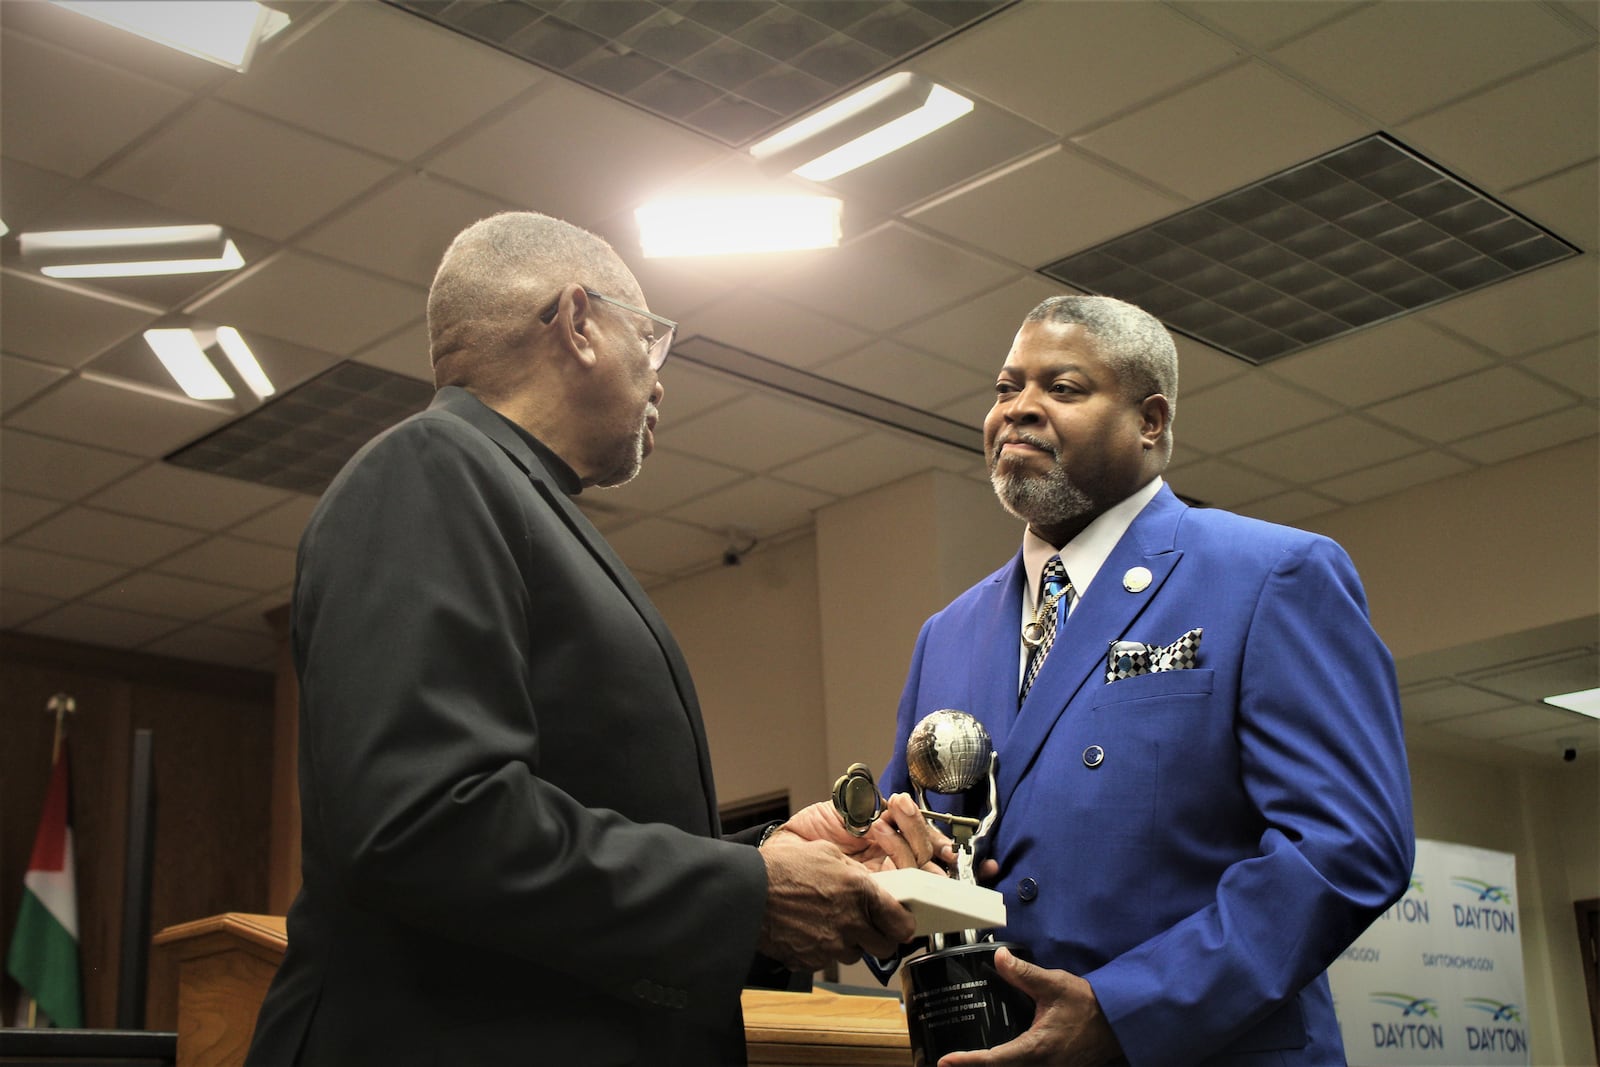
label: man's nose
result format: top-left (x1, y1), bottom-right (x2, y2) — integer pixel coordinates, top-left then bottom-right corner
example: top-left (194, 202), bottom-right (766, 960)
top-left (650, 376), bottom-right (664, 407)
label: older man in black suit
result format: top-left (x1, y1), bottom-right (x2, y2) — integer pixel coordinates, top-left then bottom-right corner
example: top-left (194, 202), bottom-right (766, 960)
top-left (247, 212), bottom-right (935, 1066)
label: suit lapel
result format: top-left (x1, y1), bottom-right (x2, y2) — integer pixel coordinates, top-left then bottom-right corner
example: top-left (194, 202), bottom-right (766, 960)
top-left (970, 554), bottom-right (1027, 751)
top-left (431, 389), bottom-right (723, 832)
top-left (996, 487), bottom-right (1187, 813)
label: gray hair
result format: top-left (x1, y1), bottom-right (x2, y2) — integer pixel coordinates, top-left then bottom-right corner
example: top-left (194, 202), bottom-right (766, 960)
top-left (427, 211), bottom-right (633, 375)
top-left (1024, 294), bottom-right (1179, 453)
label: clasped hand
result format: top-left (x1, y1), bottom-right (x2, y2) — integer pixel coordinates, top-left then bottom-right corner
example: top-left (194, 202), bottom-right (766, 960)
top-left (756, 793), bottom-right (954, 972)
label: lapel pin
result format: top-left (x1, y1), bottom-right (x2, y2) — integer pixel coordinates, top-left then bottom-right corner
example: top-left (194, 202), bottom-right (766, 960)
top-left (1123, 566), bottom-right (1152, 593)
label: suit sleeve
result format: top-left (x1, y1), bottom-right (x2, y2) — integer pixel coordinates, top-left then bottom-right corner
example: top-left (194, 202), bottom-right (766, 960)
top-left (293, 417), bottom-right (766, 1025)
top-left (1085, 536), bottom-right (1414, 1063)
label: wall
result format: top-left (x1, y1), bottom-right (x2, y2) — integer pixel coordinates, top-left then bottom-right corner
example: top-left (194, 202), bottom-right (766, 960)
top-left (0, 634), bottom-right (273, 1028)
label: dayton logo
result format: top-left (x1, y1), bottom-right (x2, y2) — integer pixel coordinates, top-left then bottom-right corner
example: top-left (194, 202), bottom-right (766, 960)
top-left (1379, 875), bottom-right (1430, 924)
top-left (1451, 877), bottom-right (1516, 933)
top-left (1464, 998), bottom-right (1527, 1054)
top-left (1369, 993), bottom-right (1445, 1051)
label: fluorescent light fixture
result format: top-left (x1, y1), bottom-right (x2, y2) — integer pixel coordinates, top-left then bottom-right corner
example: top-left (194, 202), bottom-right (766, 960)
top-left (145, 329), bottom-right (234, 400)
top-left (749, 72), bottom-right (973, 181)
top-left (50, 1), bottom-right (288, 72)
top-left (1544, 687), bottom-right (1600, 719)
top-left (21, 224), bottom-right (246, 278)
top-left (215, 327), bottom-right (275, 399)
top-left (635, 197), bottom-right (842, 258)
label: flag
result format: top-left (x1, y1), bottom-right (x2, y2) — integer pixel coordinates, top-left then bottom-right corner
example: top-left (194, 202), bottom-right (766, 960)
top-left (5, 744), bottom-right (83, 1028)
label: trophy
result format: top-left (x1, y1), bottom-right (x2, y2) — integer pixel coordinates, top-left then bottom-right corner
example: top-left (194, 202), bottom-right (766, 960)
top-left (832, 709), bottom-right (1033, 1065)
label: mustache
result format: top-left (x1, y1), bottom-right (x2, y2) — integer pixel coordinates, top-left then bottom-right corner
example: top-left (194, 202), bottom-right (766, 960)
top-left (990, 430), bottom-right (1057, 461)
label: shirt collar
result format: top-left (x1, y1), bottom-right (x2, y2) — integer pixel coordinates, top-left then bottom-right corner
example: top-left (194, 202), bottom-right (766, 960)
top-left (1022, 477), bottom-right (1163, 611)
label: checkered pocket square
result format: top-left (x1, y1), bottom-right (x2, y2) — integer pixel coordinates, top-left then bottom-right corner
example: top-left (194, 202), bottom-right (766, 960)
top-left (1106, 627), bottom-right (1203, 682)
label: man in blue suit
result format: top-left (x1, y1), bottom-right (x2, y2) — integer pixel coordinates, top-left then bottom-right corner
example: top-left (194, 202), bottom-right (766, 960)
top-left (880, 295), bottom-right (1414, 1066)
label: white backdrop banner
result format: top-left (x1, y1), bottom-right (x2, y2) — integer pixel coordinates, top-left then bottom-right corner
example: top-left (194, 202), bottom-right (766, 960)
top-left (1329, 838), bottom-right (1529, 1065)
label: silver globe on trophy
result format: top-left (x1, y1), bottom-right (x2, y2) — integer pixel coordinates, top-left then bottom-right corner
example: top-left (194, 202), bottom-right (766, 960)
top-left (832, 709), bottom-right (1033, 1065)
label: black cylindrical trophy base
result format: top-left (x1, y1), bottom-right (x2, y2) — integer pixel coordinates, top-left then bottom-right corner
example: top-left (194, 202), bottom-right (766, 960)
top-left (901, 941), bottom-right (1034, 1065)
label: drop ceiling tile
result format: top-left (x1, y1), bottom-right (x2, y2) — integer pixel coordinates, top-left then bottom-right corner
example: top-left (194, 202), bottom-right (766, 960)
top-left (1234, 488), bottom-right (1341, 524)
top-left (765, 224), bottom-right (1014, 332)
top-left (0, 544), bottom-right (125, 598)
top-left (97, 100), bottom-right (396, 240)
top-left (208, 591), bottom-right (289, 635)
top-left (1072, 61), bottom-right (1372, 202)
top-left (1399, 679), bottom-right (1522, 723)
top-left (814, 341), bottom-right (991, 410)
top-left (895, 275), bottom-right (1063, 374)
top-left (915, 1), bottom-right (1240, 135)
top-left (19, 602), bottom-right (183, 649)
top-left (0, 272), bottom-right (159, 369)
top-left (142, 622), bottom-right (276, 670)
top-left (1229, 415), bottom-right (1422, 483)
top-left (1, 490), bottom-right (63, 538)
top-left (217, 2), bottom-right (540, 161)
top-left (6, 375), bottom-right (232, 457)
top-left (0, 157), bottom-right (76, 233)
top-left (0, 28), bottom-right (190, 177)
top-left (660, 392), bottom-right (863, 472)
top-left (591, 448), bottom-right (744, 512)
top-left (13, 506), bottom-right (204, 567)
top-left (1266, 318), bottom-right (1496, 407)
top-left (1465, 647), bottom-right (1598, 701)
top-left (909, 147), bottom-right (1186, 268)
top-left (1561, 1), bottom-right (1600, 31)
top-left (190, 252), bottom-right (425, 356)
top-left (605, 516), bottom-right (729, 576)
top-left (1270, 3), bottom-right (1583, 125)
top-left (1, 355), bottom-right (68, 412)
top-left (1173, 335), bottom-right (1252, 396)
top-left (352, 318), bottom-right (432, 382)
top-left (1505, 160), bottom-right (1598, 252)
top-left (0, 429), bottom-right (145, 501)
top-left (0, 588), bottom-right (60, 629)
top-left (1172, 374), bottom-right (1339, 452)
top-left (1430, 704), bottom-right (1587, 740)
top-left (1164, 458), bottom-right (1289, 508)
top-left (86, 570), bottom-right (256, 619)
top-left (1421, 256), bottom-right (1600, 358)
top-left (1518, 334), bottom-right (1600, 398)
top-left (772, 430), bottom-right (970, 498)
top-left (655, 363), bottom-right (748, 427)
top-left (666, 476), bottom-right (835, 539)
top-left (426, 80), bottom-right (724, 229)
top-left (85, 464), bottom-right (290, 529)
top-left (1172, 2), bottom-right (1359, 49)
top-left (154, 536), bottom-right (297, 593)
top-left (1395, 49), bottom-right (1599, 192)
top-left (1365, 366), bottom-right (1575, 443)
top-left (574, 498), bottom-right (638, 534)
top-left (298, 174), bottom-right (511, 286)
top-left (1448, 406), bottom-right (1599, 465)
top-left (227, 496), bottom-right (318, 549)
top-left (682, 291), bottom-right (869, 370)
top-left (1316, 450), bottom-right (1474, 505)
top-left (935, 388), bottom-right (997, 430)
top-left (1501, 718), bottom-right (1600, 755)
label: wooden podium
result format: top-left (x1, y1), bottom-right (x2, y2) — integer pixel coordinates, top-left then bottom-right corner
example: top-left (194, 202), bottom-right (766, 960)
top-left (151, 914), bottom-right (910, 1066)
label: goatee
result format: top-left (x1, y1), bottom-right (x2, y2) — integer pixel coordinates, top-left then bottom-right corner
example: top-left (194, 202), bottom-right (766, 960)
top-left (989, 437), bottom-right (1093, 529)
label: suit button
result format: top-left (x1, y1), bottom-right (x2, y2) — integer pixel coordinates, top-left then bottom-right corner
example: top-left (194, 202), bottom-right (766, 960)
top-left (1083, 745), bottom-right (1105, 768)
top-left (1017, 877), bottom-right (1038, 902)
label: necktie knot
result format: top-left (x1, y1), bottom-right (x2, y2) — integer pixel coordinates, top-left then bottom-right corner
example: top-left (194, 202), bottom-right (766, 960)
top-left (1021, 556), bottom-right (1073, 705)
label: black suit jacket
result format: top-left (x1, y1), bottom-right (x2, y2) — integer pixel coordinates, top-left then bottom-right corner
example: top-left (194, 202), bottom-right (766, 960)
top-left (247, 388), bottom-right (768, 1066)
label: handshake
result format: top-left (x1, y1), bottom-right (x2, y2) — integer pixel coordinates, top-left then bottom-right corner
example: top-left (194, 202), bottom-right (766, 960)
top-left (755, 793), bottom-right (956, 972)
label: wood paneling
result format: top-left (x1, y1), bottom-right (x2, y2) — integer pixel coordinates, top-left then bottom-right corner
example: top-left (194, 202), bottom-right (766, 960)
top-left (0, 633), bottom-right (274, 1029)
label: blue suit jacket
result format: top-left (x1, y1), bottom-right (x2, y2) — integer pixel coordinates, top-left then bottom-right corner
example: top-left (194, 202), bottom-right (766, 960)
top-left (882, 486), bottom-right (1413, 1066)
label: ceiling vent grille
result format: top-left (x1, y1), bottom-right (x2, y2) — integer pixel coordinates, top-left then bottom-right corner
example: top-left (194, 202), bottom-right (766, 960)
top-left (1040, 134), bottom-right (1579, 365)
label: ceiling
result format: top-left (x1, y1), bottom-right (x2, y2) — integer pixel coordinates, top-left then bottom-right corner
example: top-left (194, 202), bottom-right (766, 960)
top-left (1, 0), bottom-right (1596, 764)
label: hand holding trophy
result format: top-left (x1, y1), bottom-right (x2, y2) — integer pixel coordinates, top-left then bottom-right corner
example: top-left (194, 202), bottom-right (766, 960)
top-left (832, 710), bottom-right (1034, 1066)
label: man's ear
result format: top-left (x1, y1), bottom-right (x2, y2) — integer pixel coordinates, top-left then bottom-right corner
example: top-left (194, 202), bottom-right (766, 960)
top-left (1139, 393), bottom-right (1172, 449)
top-left (552, 284), bottom-right (600, 367)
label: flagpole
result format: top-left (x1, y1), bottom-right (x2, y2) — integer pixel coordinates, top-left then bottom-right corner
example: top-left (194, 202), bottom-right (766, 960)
top-left (46, 693), bottom-right (75, 766)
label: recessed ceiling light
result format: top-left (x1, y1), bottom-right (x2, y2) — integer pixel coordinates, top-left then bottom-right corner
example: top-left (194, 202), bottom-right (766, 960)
top-left (49, 1), bottom-right (289, 72)
top-left (749, 72), bottom-right (973, 181)
top-left (635, 196), bottom-right (842, 258)
top-left (144, 329), bottom-right (234, 401)
top-left (21, 224), bottom-right (246, 278)
top-left (215, 327), bottom-right (275, 399)
top-left (1544, 687), bottom-right (1600, 719)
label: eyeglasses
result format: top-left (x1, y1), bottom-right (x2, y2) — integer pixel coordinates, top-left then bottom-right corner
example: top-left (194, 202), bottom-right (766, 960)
top-left (541, 287), bottom-right (676, 371)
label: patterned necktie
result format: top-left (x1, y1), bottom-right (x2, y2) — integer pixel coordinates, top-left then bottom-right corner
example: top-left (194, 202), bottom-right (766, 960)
top-left (1020, 555), bottom-right (1074, 705)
